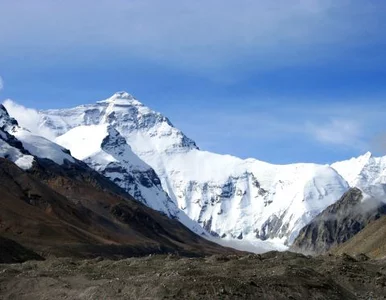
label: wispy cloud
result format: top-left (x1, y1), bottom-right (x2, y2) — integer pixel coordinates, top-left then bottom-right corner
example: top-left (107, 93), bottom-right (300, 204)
top-left (172, 99), bottom-right (385, 158)
top-left (306, 119), bottom-right (365, 149)
top-left (3, 99), bottom-right (56, 140)
top-left (0, 1), bottom-right (384, 74)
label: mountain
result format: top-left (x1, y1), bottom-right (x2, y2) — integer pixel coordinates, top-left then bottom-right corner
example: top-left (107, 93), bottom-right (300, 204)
top-left (1, 101), bottom-right (203, 235)
top-left (291, 187), bottom-right (386, 254)
top-left (0, 104), bottom-right (235, 258)
top-left (6, 92), bottom-right (354, 248)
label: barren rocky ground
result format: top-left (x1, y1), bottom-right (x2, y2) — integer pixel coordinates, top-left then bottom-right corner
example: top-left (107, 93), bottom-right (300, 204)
top-left (1, 251), bottom-right (386, 300)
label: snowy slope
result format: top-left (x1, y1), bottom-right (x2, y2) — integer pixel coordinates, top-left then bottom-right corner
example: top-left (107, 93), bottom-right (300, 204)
top-left (158, 151), bottom-right (348, 243)
top-left (12, 129), bottom-right (75, 165)
top-left (14, 91), bottom-right (352, 246)
top-left (55, 123), bottom-right (204, 233)
top-left (56, 124), bottom-right (182, 217)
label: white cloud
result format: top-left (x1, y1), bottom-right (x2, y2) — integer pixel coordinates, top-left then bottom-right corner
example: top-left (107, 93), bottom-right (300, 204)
top-left (0, 1), bottom-right (383, 73)
top-left (307, 119), bottom-right (365, 149)
top-left (3, 99), bottom-right (56, 140)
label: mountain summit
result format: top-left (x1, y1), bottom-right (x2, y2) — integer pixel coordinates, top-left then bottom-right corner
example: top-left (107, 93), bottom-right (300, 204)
top-left (108, 91), bottom-right (136, 100)
top-left (100, 91), bottom-right (143, 107)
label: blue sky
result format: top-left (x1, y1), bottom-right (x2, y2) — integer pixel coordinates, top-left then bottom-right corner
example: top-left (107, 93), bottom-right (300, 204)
top-left (1, 0), bottom-right (386, 164)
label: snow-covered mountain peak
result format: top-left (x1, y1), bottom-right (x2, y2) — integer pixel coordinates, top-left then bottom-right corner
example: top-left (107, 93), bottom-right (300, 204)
top-left (99, 91), bottom-right (141, 106)
top-left (332, 152), bottom-right (386, 188)
top-left (38, 92), bottom-right (199, 154)
top-left (111, 91), bottom-right (135, 100)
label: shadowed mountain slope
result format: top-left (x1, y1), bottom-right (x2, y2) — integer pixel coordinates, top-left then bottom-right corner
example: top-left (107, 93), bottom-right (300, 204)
top-left (0, 157), bottom-right (237, 259)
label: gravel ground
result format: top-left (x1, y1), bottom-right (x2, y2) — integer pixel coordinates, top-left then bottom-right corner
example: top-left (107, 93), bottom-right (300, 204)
top-left (1, 251), bottom-right (386, 300)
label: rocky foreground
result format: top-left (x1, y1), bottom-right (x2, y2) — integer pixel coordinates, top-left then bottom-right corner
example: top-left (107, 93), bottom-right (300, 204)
top-left (1, 251), bottom-right (386, 300)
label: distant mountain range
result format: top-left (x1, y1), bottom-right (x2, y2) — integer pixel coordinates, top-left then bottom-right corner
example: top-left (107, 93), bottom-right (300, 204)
top-left (2, 92), bottom-right (386, 255)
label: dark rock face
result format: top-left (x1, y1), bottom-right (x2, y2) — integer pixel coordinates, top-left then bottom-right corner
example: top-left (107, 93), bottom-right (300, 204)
top-left (291, 187), bottom-right (386, 254)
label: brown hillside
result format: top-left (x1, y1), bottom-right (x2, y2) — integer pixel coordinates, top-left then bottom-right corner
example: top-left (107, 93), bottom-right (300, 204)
top-left (0, 158), bottom-right (237, 259)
